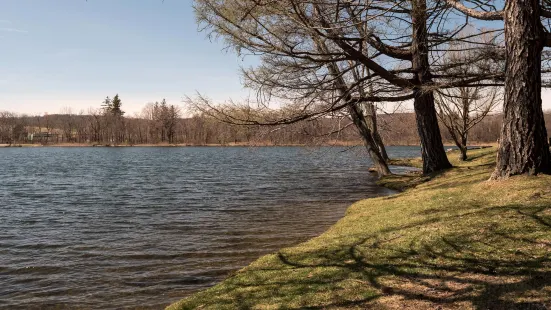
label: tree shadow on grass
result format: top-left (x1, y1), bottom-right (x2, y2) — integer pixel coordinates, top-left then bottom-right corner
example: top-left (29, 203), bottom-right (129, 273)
top-left (172, 206), bottom-right (550, 310)
top-left (274, 204), bottom-right (551, 309)
top-left (172, 148), bottom-right (551, 310)
top-left (379, 168), bottom-right (450, 192)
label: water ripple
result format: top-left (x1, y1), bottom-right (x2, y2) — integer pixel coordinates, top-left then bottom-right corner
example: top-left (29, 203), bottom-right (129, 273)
top-left (0, 146), bottom-right (419, 309)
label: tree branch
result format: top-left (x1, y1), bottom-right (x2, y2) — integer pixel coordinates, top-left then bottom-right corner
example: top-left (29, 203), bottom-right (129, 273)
top-left (445, 0), bottom-right (504, 20)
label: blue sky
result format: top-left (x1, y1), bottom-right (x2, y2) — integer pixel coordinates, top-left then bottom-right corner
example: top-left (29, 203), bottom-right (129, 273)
top-left (0, 0), bottom-right (253, 115)
top-left (1, 0), bottom-right (550, 115)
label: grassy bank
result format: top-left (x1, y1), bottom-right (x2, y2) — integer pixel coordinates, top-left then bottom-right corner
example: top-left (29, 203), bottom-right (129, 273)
top-left (167, 148), bottom-right (551, 310)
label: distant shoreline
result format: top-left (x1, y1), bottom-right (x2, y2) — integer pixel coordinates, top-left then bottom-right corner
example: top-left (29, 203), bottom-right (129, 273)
top-left (0, 142), bottom-right (497, 148)
top-left (3, 142), bottom-right (363, 148)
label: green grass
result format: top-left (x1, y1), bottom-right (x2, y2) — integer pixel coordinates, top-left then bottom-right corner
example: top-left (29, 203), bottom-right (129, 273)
top-left (167, 148), bottom-right (551, 310)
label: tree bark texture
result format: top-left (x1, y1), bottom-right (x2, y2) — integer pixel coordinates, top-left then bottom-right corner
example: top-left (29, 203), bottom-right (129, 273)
top-left (492, 0), bottom-right (551, 179)
top-left (363, 101), bottom-right (390, 162)
top-left (348, 104), bottom-right (392, 177)
top-left (411, 0), bottom-right (452, 174)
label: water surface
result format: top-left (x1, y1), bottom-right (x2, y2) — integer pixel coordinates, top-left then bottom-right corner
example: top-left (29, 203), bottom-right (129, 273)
top-left (0, 146), bottom-right (420, 309)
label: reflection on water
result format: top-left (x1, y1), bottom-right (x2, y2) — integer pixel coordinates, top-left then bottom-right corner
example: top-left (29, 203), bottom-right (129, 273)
top-left (0, 146), bottom-right (419, 309)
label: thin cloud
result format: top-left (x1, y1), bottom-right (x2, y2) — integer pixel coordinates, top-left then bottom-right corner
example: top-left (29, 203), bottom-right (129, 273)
top-left (0, 20), bottom-right (11, 24)
top-left (0, 27), bottom-right (28, 33)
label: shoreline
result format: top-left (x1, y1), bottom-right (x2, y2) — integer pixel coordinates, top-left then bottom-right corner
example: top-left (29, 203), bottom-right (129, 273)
top-left (1, 142), bottom-right (496, 148)
top-left (161, 160), bottom-right (410, 308)
top-left (163, 156), bottom-right (420, 309)
top-left (166, 147), bottom-right (551, 309)
top-left (0, 143), bottom-right (361, 148)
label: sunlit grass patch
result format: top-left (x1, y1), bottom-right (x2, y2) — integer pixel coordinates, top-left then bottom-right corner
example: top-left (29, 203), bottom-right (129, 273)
top-left (167, 147), bottom-right (551, 310)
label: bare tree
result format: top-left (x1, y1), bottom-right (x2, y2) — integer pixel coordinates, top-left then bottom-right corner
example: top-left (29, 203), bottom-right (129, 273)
top-left (436, 86), bottom-right (501, 160)
top-left (447, 0), bottom-right (551, 178)
top-left (435, 34), bottom-right (502, 160)
top-left (88, 108), bottom-right (103, 144)
top-left (59, 107), bottom-right (75, 143)
top-left (313, 36), bottom-right (391, 175)
top-left (0, 111), bottom-right (15, 144)
top-left (166, 104), bottom-right (181, 144)
top-left (191, 0), bottom-right (502, 174)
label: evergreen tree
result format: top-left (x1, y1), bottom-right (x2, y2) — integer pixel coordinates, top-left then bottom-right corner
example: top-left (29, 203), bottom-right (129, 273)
top-left (160, 99), bottom-right (169, 142)
top-left (167, 104), bottom-right (178, 143)
top-left (111, 94), bottom-right (125, 117)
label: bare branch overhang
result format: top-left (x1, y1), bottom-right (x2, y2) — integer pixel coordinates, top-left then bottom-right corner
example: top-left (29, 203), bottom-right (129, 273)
top-left (201, 91), bottom-right (415, 127)
top-left (330, 37), bottom-right (414, 89)
top-left (366, 34), bottom-right (413, 61)
top-left (309, 4), bottom-right (413, 90)
top-left (341, 4), bottom-right (412, 61)
top-left (435, 74), bottom-right (505, 89)
top-left (445, 0), bottom-right (504, 20)
top-left (350, 93), bottom-right (416, 103)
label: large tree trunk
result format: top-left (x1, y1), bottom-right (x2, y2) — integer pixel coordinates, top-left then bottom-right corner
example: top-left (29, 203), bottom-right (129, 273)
top-left (491, 0), bottom-right (551, 179)
top-left (348, 104), bottom-right (392, 177)
top-left (411, 0), bottom-right (452, 174)
top-left (414, 92), bottom-right (452, 172)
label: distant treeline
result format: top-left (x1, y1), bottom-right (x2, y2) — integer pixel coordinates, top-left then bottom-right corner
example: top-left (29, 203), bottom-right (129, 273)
top-left (3, 109), bottom-right (551, 146)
